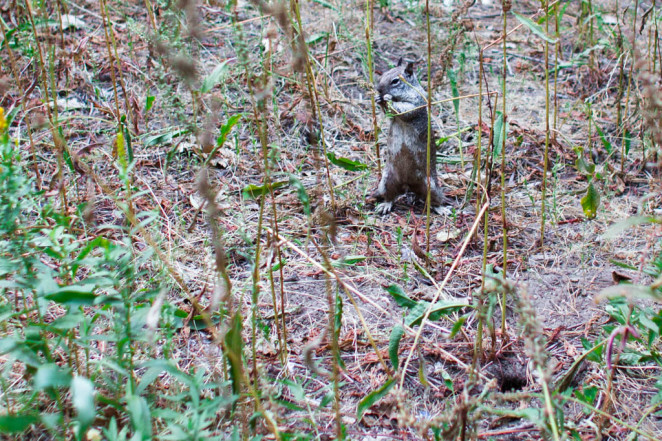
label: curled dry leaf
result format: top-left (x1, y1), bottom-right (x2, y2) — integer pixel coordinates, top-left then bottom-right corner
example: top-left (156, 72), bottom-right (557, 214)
top-left (436, 227), bottom-right (461, 242)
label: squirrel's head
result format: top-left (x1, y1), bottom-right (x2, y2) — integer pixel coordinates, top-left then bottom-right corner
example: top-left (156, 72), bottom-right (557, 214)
top-left (376, 58), bottom-right (418, 110)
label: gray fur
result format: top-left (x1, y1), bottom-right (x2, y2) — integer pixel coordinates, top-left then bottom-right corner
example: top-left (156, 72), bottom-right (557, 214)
top-left (374, 61), bottom-right (447, 215)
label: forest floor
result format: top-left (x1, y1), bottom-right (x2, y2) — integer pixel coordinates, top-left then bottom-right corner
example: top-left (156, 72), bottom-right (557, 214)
top-left (3, 0), bottom-right (662, 439)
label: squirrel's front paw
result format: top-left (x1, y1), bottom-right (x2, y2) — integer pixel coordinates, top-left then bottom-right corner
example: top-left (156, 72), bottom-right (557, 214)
top-left (377, 94), bottom-right (392, 111)
top-left (376, 201), bottom-right (394, 215)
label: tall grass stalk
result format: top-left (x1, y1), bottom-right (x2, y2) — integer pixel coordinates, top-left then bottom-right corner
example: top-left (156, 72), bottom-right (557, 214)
top-left (425, 0), bottom-right (433, 254)
top-left (622, 0), bottom-right (640, 173)
top-left (473, 45), bottom-right (488, 372)
top-left (553, 2), bottom-right (560, 143)
top-left (321, 245), bottom-right (343, 440)
top-left (144, 0), bottom-right (158, 31)
top-left (99, 0), bottom-right (122, 121)
top-left (615, 0), bottom-right (625, 160)
top-left (540, 0), bottom-right (551, 246)
top-left (365, 0), bottom-right (381, 177)
top-left (499, 0), bottom-right (510, 337)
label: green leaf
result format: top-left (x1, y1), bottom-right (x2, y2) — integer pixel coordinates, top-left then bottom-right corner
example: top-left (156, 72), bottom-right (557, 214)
top-left (58, 126), bottom-right (76, 173)
top-left (594, 123), bottom-right (612, 154)
top-left (0, 414), bottom-right (39, 433)
top-left (418, 357), bottom-right (429, 387)
top-left (126, 395), bottom-right (151, 440)
top-left (389, 325), bottom-right (404, 371)
top-left (326, 151), bottom-right (368, 172)
top-left (288, 174), bottom-right (310, 215)
top-left (282, 379), bottom-right (305, 402)
top-left (319, 389), bottom-right (334, 409)
top-left (217, 114), bottom-right (242, 149)
top-left (311, 0), bottom-right (337, 10)
top-left (34, 363), bottom-right (72, 390)
top-left (334, 291), bottom-right (345, 370)
top-left (608, 259), bottom-right (638, 271)
top-left (71, 376), bottom-right (95, 428)
top-left (39, 413), bottom-right (62, 431)
top-left (122, 124), bottom-right (134, 163)
top-left (575, 156), bottom-right (595, 176)
top-left (449, 315), bottom-right (468, 338)
top-left (576, 386), bottom-right (598, 407)
top-left (405, 300), bottom-right (468, 327)
top-left (439, 366), bottom-right (454, 392)
top-left (580, 183), bottom-right (600, 219)
top-left (143, 128), bottom-right (190, 147)
top-left (136, 360), bottom-right (184, 395)
top-left (200, 59), bottom-right (230, 93)
top-left (275, 398), bottom-right (305, 412)
top-left (492, 111), bottom-right (506, 158)
top-left (603, 216), bottom-right (658, 239)
top-left (45, 285), bottom-right (97, 306)
top-left (241, 181), bottom-right (288, 199)
top-left (356, 378), bottom-right (395, 421)
top-left (598, 284), bottom-right (662, 302)
top-left (448, 69), bottom-right (460, 115)
top-left (72, 236), bottom-right (110, 276)
top-left (384, 284), bottom-right (417, 309)
top-left (554, 341), bottom-right (604, 392)
top-left (332, 255), bottom-right (367, 267)
top-left (49, 312), bottom-right (85, 330)
top-left (306, 32), bottom-right (328, 45)
top-left (144, 95), bottom-right (155, 113)
top-left (513, 12), bottom-right (559, 43)
top-left (225, 312), bottom-right (244, 404)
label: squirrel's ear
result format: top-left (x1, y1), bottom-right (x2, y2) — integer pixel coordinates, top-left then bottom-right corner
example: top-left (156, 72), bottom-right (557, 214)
top-left (405, 61), bottom-right (415, 77)
top-left (397, 57), bottom-right (403, 67)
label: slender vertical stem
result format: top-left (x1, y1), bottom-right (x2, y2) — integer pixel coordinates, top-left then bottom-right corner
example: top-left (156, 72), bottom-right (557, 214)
top-left (622, 0), bottom-right (640, 174)
top-left (99, 0), bottom-right (122, 121)
top-left (541, 0), bottom-right (551, 246)
top-left (425, 0), bottom-right (433, 254)
top-left (588, 0), bottom-right (594, 66)
top-left (365, 0), bottom-right (381, 177)
top-left (474, 67), bottom-right (483, 217)
top-left (500, 1), bottom-right (509, 338)
top-left (615, 0), bottom-right (625, 151)
top-left (553, 2), bottom-right (560, 143)
top-left (144, 0), bottom-right (158, 31)
top-left (472, 48), bottom-right (488, 373)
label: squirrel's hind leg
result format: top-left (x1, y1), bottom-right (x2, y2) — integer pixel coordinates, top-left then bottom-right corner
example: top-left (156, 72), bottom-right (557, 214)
top-left (373, 166), bottom-right (401, 215)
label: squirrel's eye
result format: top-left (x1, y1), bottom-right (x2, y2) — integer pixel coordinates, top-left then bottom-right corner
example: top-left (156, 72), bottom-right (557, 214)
top-left (391, 78), bottom-right (400, 85)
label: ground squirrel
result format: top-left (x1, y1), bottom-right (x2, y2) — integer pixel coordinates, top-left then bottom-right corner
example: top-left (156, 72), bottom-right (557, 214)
top-left (374, 58), bottom-right (447, 215)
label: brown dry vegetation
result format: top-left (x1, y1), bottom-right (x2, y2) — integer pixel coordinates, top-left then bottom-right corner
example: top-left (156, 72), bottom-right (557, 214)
top-left (1, 0), bottom-right (662, 440)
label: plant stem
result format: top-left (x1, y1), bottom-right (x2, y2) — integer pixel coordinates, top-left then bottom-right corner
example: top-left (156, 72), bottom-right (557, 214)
top-left (541, 0), bottom-right (551, 246)
top-left (365, 0), bottom-right (381, 177)
top-left (500, 0), bottom-right (509, 338)
top-left (425, 0), bottom-right (433, 254)
top-left (621, 0), bottom-right (640, 174)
